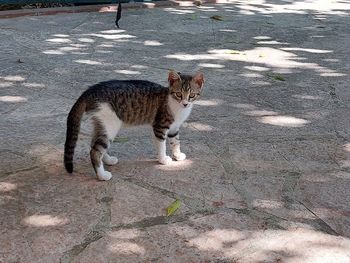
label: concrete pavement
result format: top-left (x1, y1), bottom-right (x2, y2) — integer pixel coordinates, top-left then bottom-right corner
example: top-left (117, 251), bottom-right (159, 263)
top-left (1, 0), bottom-right (350, 262)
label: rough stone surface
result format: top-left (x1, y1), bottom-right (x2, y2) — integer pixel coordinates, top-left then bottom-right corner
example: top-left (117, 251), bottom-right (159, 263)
top-left (1, 0), bottom-right (350, 262)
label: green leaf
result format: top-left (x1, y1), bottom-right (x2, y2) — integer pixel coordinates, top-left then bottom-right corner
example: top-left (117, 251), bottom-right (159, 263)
top-left (166, 199), bottom-right (181, 217)
top-left (273, 75), bottom-right (286, 81)
top-left (267, 74), bottom-right (286, 81)
top-left (210, 15), bottom-right (224, 21)
top-left (113, 137), bottom-right (129, 143)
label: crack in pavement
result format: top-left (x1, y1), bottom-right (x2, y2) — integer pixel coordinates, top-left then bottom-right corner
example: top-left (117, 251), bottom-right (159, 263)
top-left (60, 184), bottom-right (114, 263)
top-left (118, 176), bottom-right (212, 211)
top-left (60, 230), bottom-right (103, 263)
top-left (1, 165), bottom-right (40, 178)
top-left (109, 209), bottom-right (215, 231)
top-left (58, 176), bottom-right (340, 263)
top-left (59, 209), bottom-right (214, 263)
top-left (298, 200), bottom-right (340, 236)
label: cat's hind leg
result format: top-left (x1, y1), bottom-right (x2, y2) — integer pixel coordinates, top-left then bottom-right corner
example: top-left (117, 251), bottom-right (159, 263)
top-left (93, 103), bottom-right (122, 169)
top-left (90, 133), bottom-right (112, 181)
top-left (103, 151), bottom-right (118, 166)
top-left (91, 103), bottom-right (122, 180)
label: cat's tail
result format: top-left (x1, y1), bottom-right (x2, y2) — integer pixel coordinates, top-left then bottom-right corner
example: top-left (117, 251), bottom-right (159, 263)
top-left (64, 98), bottom-right (86, 173)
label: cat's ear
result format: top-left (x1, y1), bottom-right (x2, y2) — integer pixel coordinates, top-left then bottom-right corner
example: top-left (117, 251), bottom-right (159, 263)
top-left (193, 72), bottom-right (204, 89)
top-left (168, 70), bottom-right (181, 86)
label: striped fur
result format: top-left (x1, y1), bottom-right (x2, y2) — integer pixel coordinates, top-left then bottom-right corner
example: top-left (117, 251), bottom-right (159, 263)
top-left (64, 98), bottom-right (86, 173)
top-left (63, 71), bottom-right (204, 180)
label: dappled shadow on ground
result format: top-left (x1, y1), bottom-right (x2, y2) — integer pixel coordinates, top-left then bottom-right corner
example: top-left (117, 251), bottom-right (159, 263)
top-left (1, 0), bottom-right (350, 262)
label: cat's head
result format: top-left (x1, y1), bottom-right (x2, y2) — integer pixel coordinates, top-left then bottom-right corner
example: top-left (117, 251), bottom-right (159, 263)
top-left (168, 70), bottom-right (204, 108)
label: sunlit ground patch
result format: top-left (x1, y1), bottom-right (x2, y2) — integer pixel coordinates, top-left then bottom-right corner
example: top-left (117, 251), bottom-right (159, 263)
top-left (59, 46), bottom-right (82, 52)
top-left (75, 59), bottom-right (103, 65)
top-left (0, 82), bottom-right (14, 88)
top-left (0, 182), bottom-right (17, 192)
top-left (187, 122), bottom-right (214, 131)
top-left (131, 65), bottom-right (148, 69)
top-left (157, 159), bottom-right (193, 171)
top-left (194, 99), bottom-right (223, 106)
top-left (43, 50), bottom-right (65, 55)
top-left (258, 115), bottom-right (310, 127)
top-left (190, 229), bottom-right (246, 250)
top-left (108, 242), bottom-right (145, 255)
top-left (109, 229), bottom-right (141, 239)
top-left (46, 38), bottom-right (71, 43)
top-left (84, 33), bottom-right (136, 40)
top-left (239, 72), bottom-right (264, 78)
top-left (281, 47), bottom-right (333, 54)
top-left (78, 38), bottom-right (95, 43)
top-left (292, 94), bottom-right (322, 100)
top-left (0, 96), bottom-right (27, 103)
top-left (23, 215), bottom-right (69, 227)
top-left (188, 227), bottom-right (350, 261)
top-left (232, 103), bottom-right (256, 110)
top-left (257, 40), bottom-right (289, 45)
top-left (252, 199), bottom-right (284, 209)
top-left (243, 110), bottom-right (278, 117)
top-left (52, 34), bottom-right (70, 37)
top-left (115, 70), bottom-right (141, 75)
top-left (244, 65), bottom-right (269, 71)
top-left (198, 63), bottom-right (225, 68)
top-left (144, 40), bottom-right (163, 46)
top-left (22, 83), bottom-right (45, 88)
top-left (3, 75), bottom-right (25, 82)
top-left (100, 29), bottom-right (125, 34)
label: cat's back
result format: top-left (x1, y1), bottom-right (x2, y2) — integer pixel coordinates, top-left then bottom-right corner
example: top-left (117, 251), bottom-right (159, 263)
top-left (86, 79), bottom-right (167, 96)
top-left (82, 79), bottom-right (169, 125)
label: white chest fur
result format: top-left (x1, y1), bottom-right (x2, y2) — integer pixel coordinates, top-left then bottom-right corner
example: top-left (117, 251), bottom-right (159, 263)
top-left (168, 96), bottom-right (192, 134)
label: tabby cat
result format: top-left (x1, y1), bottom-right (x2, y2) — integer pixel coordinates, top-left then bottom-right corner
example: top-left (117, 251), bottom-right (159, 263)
top-left (64, 70), bottom-right (204, 181)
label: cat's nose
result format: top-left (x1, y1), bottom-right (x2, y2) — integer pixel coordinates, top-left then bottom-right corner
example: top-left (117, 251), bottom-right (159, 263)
top-left (183, 103), bottom-right (188, 107)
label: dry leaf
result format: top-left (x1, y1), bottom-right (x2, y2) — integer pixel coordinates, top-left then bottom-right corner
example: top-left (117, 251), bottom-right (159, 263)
top-left (210, 15), bottom-right (223, 21)
top-left (227, 50), bottom-right (241, 54)
top-left (212, 201), bottom-right (224, 207)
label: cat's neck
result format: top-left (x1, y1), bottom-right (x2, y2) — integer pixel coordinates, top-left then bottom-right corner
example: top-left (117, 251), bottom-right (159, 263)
top-left (168, 95), bottom-right (193, 121)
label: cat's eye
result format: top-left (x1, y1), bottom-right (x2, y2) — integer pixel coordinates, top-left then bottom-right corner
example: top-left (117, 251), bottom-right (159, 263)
top-left (175, 92), bottom-right (182, 98)
top-left (189, 93), bottom-right (196, 99)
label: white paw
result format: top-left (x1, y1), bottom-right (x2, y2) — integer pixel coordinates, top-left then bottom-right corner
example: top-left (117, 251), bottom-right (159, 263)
top-left (97, 170), bottom-right (113, 181)
top-left (158, 156), bottom-right (172, 165)
top-left (173, 152), bottom-right (186, 161)
top-left (103, 155), bottom-right (118, 166)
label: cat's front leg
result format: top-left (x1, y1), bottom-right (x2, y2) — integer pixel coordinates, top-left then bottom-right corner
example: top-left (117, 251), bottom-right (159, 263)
top-left (168, 132), bottom-right (186, 161)
top-left (155, 138), bottom-right (172, 165)
top-left (153, 125), bottom-right (172, 165)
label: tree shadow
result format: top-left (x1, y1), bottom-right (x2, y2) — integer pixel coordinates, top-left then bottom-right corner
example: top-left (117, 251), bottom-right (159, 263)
top-left (1, 0), bottom-right (350, 261)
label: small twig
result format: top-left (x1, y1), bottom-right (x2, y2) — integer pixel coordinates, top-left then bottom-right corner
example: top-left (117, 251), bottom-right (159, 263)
top-left (210, 20), bottom-right (216, 43)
